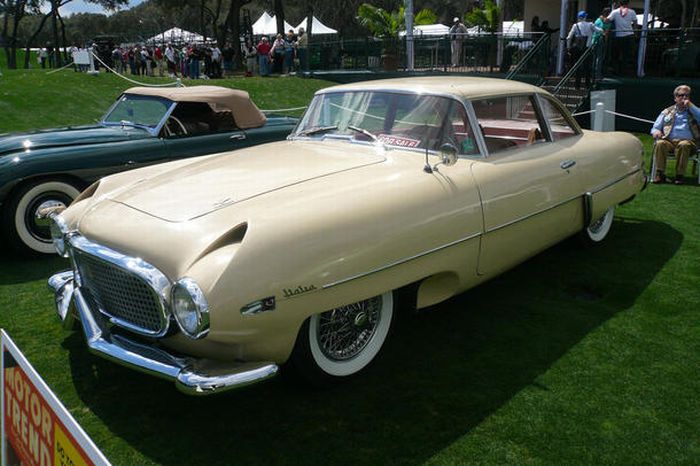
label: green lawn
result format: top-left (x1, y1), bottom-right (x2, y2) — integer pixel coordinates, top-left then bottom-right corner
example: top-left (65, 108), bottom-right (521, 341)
top-left (0, 68), bottom-right (328, 132)
top-left (1, 70), bottom-right (699, 465)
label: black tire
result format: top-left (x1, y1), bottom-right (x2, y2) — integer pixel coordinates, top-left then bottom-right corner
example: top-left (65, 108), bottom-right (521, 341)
top-left (1, 179), bottom-right (80, 255)
top-left (286, 291), bottom-right (395, 387)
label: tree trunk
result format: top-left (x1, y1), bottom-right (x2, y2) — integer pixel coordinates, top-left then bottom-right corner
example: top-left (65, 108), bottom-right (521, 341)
top-left (23, 13), bottom-right (51, 69)
top-left (681, 0), bottom-right (688, 27)
top-left (306, 0), bottom-right (314, 38)
top-left (222, 0), bottom-right (250, 69)
top-left (274, 0), bottom-right (285, 35)
top-left (2, 0), bottom-right (28, 69)
top-left (58, 13), bottom-right (69, 63)
top-left (51, 0), bottom-right (62, 67)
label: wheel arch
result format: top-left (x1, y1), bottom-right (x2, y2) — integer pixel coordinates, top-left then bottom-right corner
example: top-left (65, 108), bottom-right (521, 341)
top-left (3, 173), bottom-right (89, 207)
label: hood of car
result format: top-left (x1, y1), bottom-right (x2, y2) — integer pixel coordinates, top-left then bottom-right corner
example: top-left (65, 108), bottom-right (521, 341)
top-left (106, 140), bottom-right (387, 222)
top-left (0, 125), bottom-right (150, 156)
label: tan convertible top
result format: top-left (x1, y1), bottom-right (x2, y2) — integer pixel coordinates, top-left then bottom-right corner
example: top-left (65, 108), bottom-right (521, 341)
top-left (125, 86), bottom-right (266, 129)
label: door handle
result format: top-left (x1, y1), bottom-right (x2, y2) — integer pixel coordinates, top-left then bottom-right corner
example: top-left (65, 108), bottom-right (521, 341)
top-left (560, 160), bottom-right (576, 170)
top-left (230, 134), bottom-right (246, 141)
top-left (125, 160), bottom-right (137, 166)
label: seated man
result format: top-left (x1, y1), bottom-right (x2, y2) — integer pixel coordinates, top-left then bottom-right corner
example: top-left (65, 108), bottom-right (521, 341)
top-left (650, 84), bottom-right (700, 184)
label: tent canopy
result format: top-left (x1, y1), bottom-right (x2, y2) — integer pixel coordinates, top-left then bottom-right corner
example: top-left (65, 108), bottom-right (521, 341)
top-left (146, 27), bottom-right (208, 44)
top-left (253, 12), bottom-right (294, 36)
top-left (295, 16), bottom-right (338, 35)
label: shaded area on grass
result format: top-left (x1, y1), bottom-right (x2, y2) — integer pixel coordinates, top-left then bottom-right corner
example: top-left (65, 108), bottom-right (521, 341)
top-left (58, 218), bottom-right (680, 465)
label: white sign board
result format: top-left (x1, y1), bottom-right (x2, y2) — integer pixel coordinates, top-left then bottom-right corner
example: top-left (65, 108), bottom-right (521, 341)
top-left (1, 329), bottom-right (110, 466)
top-left (72, 50), bottom-right (91, 66)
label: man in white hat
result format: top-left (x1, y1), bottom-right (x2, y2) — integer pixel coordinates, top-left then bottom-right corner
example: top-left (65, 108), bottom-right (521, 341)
top-left (449, 16), bottom-right (468, 67)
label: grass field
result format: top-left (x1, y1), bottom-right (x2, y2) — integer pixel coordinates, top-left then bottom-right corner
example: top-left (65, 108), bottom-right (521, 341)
top-left (1, 69), bottom-right (699, 465)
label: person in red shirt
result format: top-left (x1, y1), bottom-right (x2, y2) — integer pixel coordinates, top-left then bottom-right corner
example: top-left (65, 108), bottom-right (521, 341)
top-left (256, 36), bottom-right (272, 76)
top-left (154, 46), bottom-right (164, 77)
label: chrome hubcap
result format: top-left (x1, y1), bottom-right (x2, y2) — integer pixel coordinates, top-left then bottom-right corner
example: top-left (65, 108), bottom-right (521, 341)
top-left (316, 296), bottom-right (382, 361)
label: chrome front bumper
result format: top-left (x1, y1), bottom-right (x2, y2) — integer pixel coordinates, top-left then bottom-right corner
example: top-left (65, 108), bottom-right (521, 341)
top-left (48, 271), bottom-right (279, 395)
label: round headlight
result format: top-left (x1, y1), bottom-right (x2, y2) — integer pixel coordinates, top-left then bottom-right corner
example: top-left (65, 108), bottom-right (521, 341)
top-left (50, 216), bottom-right (69, 258)
top-left (171, 278), bottom-right (210, 339)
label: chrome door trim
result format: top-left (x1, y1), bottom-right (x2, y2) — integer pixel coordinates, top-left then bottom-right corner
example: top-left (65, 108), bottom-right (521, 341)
top-left (322, 231), bottom-right (482, 289)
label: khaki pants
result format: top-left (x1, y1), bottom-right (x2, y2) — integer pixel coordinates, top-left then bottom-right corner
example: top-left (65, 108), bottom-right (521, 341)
top-left (653, 138), bottom-right (697, 176)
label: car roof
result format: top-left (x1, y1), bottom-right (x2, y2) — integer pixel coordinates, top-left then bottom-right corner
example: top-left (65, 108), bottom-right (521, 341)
top-left (124, 85), bottom-right (266, 129)
top-left (317, 76), bottom-right (548, 100)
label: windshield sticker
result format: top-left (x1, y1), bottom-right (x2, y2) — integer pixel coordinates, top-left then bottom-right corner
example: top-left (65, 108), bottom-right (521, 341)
top-left (377, 134), bottom-right (421, 148)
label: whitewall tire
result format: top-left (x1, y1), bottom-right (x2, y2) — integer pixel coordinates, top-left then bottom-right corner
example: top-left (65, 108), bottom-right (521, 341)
top-left (583, 206), bottom-right (615, 244)
top-left (289, 291), bottom-right (395, 385)
top-left (5, 180), bottom-right (80, 254)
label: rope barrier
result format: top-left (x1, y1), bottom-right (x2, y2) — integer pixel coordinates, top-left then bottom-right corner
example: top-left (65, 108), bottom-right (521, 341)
top-left (91, 52), bottom-right (183, 88)
top-left (571, 109), bottom-right (594, 116)
top-left (46, 61), bottom-right (75, 74)
top-left (261, 106), bottom-right (307, 113)
top-left (603, 109), bottom-right (655, 124)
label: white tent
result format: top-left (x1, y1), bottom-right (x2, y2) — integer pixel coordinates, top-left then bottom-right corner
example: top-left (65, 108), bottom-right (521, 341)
top-left (295, 16), bottom-right (338, 35)
top-left (146, 27), bottom-right (208, 44)
top-left (399, 24), bottom-right (450, 37)
top-left (637, 15), bottom-right (668, 28)
top-left (253, 12), bottom-right (294, 36)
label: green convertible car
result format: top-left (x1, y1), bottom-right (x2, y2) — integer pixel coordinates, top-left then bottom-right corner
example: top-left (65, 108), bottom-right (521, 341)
top-left (0, 85), bottom-right (298, 255)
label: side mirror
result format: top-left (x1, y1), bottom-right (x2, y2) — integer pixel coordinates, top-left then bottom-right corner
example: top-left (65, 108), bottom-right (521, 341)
top-left (439, 143), bottom-right (458, 167)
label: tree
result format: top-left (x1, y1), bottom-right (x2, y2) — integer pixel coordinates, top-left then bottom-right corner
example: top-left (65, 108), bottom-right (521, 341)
top-left (464, 0), bottom-right (501, 33)
top-left (1, 0), bottom-right (38, 68)
top-left (356, 4), bottom-right (435, 39)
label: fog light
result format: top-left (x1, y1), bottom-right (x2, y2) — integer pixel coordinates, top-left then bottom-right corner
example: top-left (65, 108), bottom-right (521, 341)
top-left (172, 278), bottom-right (210, 339)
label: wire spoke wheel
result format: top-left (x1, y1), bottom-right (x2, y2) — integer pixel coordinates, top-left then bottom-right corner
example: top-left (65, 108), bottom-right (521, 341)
top-left (291, 291), bottom-right (394, 382)
top-left (316, 297), bottom-right (382, 361)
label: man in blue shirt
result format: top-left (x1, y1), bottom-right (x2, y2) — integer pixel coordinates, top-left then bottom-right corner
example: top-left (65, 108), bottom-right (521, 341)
top-left (651, 85), bottom-right (700, 184)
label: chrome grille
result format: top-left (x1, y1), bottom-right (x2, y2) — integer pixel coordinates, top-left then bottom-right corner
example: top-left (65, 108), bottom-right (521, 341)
top-left (73, 250), bottom-right (166, 334)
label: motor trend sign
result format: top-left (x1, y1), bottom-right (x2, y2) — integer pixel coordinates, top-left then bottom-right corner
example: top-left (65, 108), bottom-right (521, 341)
top-left (1, 330), bottom-right (109, 466)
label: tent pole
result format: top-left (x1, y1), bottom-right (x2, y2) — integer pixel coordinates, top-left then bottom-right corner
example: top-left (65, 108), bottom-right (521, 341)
top-left (556, 0), bottom-right (568, 76)
top-left (637, 0), bottom-right (651, 77)
top-left (405, 0), bottom-right (414, 71)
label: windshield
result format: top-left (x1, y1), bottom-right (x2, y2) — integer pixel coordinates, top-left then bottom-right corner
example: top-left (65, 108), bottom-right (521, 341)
top-left (102, 94), bottom-right (172, 128)
top-left (294, 91), bottom-right (477, 153)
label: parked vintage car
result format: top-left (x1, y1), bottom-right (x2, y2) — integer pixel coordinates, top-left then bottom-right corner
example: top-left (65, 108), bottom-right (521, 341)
top-left (47, 77), bottom-right (646, 394)
top-left (0, 85), bottom-right (297, 254)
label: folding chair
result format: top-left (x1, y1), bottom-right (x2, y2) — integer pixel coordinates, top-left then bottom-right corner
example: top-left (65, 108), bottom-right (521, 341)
top-left (650, 139), bottom-right (700, 184)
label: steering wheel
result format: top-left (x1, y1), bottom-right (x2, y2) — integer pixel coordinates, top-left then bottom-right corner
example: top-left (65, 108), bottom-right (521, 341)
top-left (164, 115), bottom-right (188, 137)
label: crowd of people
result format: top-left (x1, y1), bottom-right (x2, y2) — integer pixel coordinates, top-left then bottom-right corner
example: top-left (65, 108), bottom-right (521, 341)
top-left (247, 28), bottom-right (309, 77)
top-left (564, 0), bottom-right (639, 82)
top-left (105, 43), bottom-right (229, 79)
top-left (68, 28), bottom-right (310, 80)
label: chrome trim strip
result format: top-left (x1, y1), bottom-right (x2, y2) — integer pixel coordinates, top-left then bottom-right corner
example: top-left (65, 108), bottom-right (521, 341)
top-left (322, 231), bottom-right (482, 289)
top-left (584, 192), bottom-right (593, 227)
top-left (68, 234), bottom-right (172, 337)
top-left (589, 169), bottom-right (641, 194)
top-left (485, 193), bottom-right (583, 234)
top-left (48, 272), bottom-right (279, 395)
top-left (486, 169), bottom-right (642, 234)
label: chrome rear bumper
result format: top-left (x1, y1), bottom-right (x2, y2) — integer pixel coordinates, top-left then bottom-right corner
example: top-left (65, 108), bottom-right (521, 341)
top-left (49, 271), bottom-right (278, 395)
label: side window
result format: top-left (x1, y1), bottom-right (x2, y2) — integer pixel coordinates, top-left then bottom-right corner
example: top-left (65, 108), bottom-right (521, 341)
top-left (168, 102), bottom-right (239, 137)
top-left (472, 95), bottom-right (546, 154)
top-left (539, 97), bottom-right (579, 141)
top-left (444, 102), bottom-right (480, 156)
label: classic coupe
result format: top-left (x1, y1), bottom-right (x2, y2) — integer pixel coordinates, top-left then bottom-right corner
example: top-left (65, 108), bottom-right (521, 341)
top-left (0, 85), bottom-right (297, 254)
top-left (47, 77), bottom-right (646, 394)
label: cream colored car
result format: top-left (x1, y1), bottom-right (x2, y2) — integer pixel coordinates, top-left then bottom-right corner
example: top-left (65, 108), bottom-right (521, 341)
top-left (48, 77), bottom-right (646, 394)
